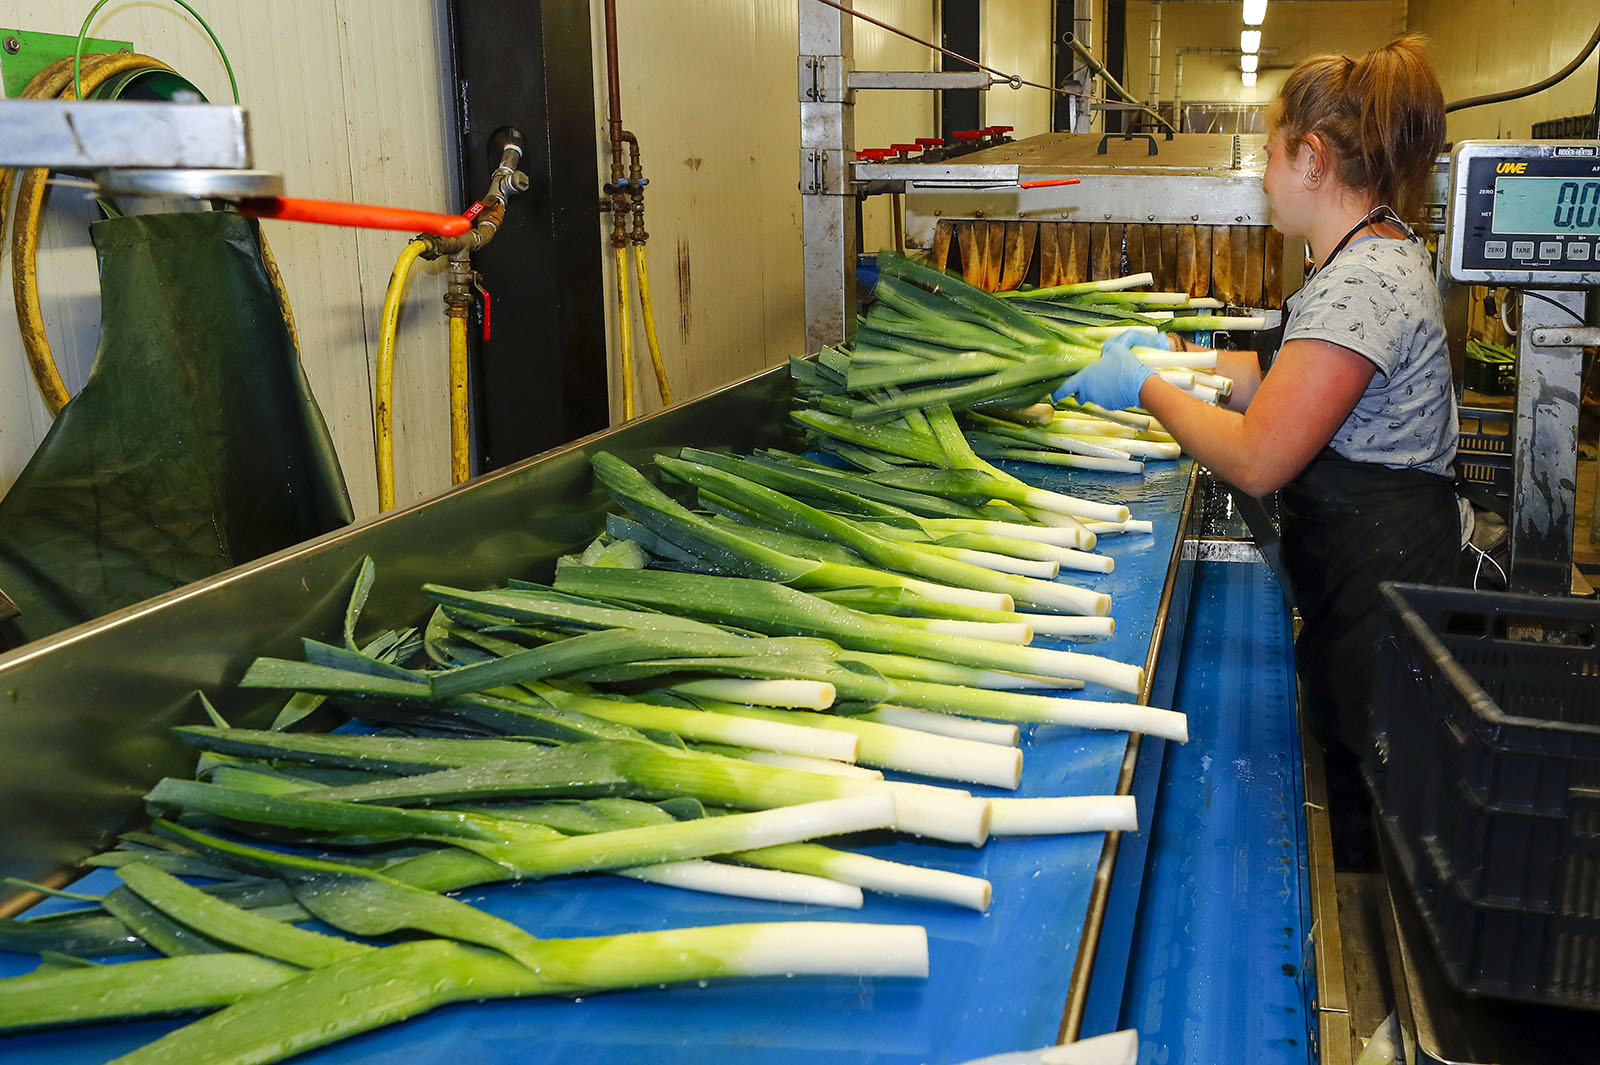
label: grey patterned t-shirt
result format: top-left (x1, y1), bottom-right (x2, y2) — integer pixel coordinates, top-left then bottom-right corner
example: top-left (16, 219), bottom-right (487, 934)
top-left (1280, 237), bottom-right (1457, 477)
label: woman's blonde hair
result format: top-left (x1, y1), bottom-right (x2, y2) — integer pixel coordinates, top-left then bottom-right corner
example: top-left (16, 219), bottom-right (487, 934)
top-left (1268, 34), bottom-right (1445, 219)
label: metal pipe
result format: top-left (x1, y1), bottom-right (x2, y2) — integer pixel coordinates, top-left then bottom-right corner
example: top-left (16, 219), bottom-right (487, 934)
top-left (1174, 52), bottom-right (1183, 130)
top-left (1148, 1), bottom-right (1161, 107)
top-left (1063, 33), bottom-right (1175, 134)
top-left (602, 0), bottom-right (633, 248)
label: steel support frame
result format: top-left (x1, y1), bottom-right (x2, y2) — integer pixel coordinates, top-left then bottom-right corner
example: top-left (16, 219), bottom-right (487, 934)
top-left (446, 0), bottom-right (609, 472)
top-left (1508, 288), bottom-right (1587, 593)
top-left (799, 0), bottom-right (857, 352)
top-left (1054, 0), bottom-right (1096, 133)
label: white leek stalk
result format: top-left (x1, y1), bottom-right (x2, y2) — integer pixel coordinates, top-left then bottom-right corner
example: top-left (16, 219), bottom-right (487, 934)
top-left (987, 795), bottom-right (1138, 835)
top-left (667, 677), bottom-right (837, 711)
top-left (860, 706), bottom-right (1019, 746)
top-left (620, 859), bottom-right (865, 907)
top-left (735, 843), bottom-right (993, 912)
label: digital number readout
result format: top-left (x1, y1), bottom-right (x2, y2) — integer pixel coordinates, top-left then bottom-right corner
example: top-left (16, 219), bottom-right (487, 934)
top-left (1493, 176), bottom-right (1600, 235)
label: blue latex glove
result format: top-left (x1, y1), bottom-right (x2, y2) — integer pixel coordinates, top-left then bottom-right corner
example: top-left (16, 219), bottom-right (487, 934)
top-left (1052, 328), bottom-right (1169, 410)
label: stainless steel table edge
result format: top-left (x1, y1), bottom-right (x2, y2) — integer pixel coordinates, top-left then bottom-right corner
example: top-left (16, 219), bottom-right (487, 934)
top-left (1058, 462), bottom-right (1202, 1042)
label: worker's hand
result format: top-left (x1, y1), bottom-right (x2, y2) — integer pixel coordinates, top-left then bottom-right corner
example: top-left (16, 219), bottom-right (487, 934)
top-left (1052, 329), bottom-right (1161, 410)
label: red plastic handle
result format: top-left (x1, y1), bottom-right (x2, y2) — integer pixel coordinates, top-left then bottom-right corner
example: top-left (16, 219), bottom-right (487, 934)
top-left (1018, 178), bottom-right (1082, 189)
top-left (236, 197), bottom-right (472, 237)
top-left (890, 143), bottom-right (920, 155)
top-left (951, 130), bottom-right (983, 141)
top-left (479, 286), bottom-right (492, 342)
top-left (916, 137), bottom-right (944, 148)
top-left (855, 148), bottom-right (896, 162)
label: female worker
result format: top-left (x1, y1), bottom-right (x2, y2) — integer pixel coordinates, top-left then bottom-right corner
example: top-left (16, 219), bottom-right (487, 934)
top-left (1056, 35), bottom-right (1459, 863)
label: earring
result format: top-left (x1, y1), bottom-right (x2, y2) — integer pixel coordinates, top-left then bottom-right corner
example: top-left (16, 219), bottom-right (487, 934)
top-left (1306, 169), bottom-right (1322, 187)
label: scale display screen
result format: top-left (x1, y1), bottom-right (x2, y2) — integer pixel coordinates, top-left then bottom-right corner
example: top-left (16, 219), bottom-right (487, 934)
top-left (1444, 140), bottom-right (1600, 284)
top-left (1492, 176), bottom-right (1600, 235)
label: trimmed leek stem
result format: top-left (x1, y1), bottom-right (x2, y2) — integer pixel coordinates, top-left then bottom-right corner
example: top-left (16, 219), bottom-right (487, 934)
top-left (885, 616), bottom-right (1034, 645)
top-left (695, 745), bottom-right (885, 780)
top-left (619, 860), bottom-right (864, 908)
top-left (734, 843), bottom-right (992, 912)
top-left (1132, 347), bottom-right (1218, 370)
top-left (1020, 613), bottom-right (1115, 637)
top-left (699, 701), bottom-right (1024, 788)
top-left (886, 680), bottom-right (1187, 740)
top-left (666, 678), bottom-right (839, 712)
top-left (860, 706), bottom-right (1020, 746)
top-left (987, 795), bottom-right (1139, 835)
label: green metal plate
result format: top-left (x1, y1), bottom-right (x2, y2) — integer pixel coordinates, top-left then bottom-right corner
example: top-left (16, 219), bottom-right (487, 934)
top-left (0, 28), bottom-right (134, 99)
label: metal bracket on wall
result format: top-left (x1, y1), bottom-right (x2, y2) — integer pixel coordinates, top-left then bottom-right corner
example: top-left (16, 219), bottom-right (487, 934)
top-left (1531, 326), bottom-right (1600, 348)
top-left (0, 27), bottom-right (133, 99)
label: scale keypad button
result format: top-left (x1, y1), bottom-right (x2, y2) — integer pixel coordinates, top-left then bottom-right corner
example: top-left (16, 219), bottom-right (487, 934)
top-left (1512, 240), bottom-right (1535, 258)
top-left (1484, 240), bottom-right (1507, 259)
top-left (1569, 243), bottom-right (1592, 261)
top-left (1539, 241), bottom-right (1563, 260)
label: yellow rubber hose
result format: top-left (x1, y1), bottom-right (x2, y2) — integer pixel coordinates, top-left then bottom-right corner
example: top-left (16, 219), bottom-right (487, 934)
top-left (9, 52), bottom-right (176, 416)
top-left (447, 312), bottom-right (470, 485)
top-left (376, 239), bottom-right (427, 511)
top-left (634, 243), bottom-right (673, 406)
top-left (255, 232), bottom-right (301, 357)
top-left (616, 244), bottom-right (634, 421)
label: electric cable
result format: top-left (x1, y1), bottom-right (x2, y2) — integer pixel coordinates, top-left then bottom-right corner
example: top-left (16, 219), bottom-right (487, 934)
top-left (73, 0), bottom-right (240, 104)
top-left (1445, 18), bottom-right (1600, 114)
top-left (1519, 288), bottom-right (1589, 325)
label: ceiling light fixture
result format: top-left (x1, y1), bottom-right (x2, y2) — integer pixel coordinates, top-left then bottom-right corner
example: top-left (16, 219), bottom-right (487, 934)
top-left (1242, 71), bottom-right (1258, 87)
top-left (1241, 29), bottom-right (1262, 54)
top-left (1241, 54), bottom-right (1259, 73)
top-left (1243, 0), bottom-right (1268, 26)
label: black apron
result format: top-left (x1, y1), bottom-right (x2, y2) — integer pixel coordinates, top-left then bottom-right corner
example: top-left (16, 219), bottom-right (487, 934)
top-left (1275, 209), bottom-right (1460, 760)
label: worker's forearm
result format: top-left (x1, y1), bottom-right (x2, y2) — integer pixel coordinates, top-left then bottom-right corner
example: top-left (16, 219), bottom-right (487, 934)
top-left (1135, 376), bottom-right (1280, 497)
top-left (1214, 350), bottom-right (1263, 410)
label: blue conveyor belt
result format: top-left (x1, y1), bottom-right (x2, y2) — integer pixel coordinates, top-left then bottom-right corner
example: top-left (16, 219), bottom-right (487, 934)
top-left (1, 459), bottom-right (1194, 1065)
top-left (1116, 558), bottom-right (1312, 1064)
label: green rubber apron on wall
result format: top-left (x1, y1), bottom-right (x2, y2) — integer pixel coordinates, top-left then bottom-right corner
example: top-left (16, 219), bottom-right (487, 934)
top-left (0, 210), bottom-right (354, 646)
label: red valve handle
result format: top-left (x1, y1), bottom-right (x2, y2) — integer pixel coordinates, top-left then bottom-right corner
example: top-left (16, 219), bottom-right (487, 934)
top-left (916, 137), bottom-right (945, 148)
top-left (951, 129), bottom-right (983, 141)
top-left (890, 143), bottom-right (920, 155)
top-left (855, 148), bottom-right (896, 162)
top-left (1018, 178), bottom-right (1082, 189)
top-left (987, 125), bottom-right (1015, 135)
top-left (478, 285), bottom-right (492, 342)
top-left (236, 197), bottom-right (472, 237)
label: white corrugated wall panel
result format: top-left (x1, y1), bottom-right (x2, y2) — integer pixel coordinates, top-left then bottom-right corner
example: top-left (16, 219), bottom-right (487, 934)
top-left (984, 0), bottom-right (1055, 138)
top-left (0, 1), bottom-right (455, 517)
top-left (590, 0), bottom-right (939, 423)
top-left (1408, 0), bottom-right (1599, 142)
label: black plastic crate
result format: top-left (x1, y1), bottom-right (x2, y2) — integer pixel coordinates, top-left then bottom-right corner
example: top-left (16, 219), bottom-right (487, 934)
top-left (1367, 582), bottom-right (1600, 1009)
top-left (1458, 406), bottom-right (1513, 506)
top-left (1464, 357), bottom-right (1515, 396)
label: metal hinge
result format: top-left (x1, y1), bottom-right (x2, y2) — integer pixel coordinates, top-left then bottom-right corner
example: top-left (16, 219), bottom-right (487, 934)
top-left (801, 147), bottom-right (849, 196)
top-left (798, 55), bottom-right (846, 103)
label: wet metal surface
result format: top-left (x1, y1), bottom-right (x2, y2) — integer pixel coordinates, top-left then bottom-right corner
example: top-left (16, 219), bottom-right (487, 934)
top-left (0, 451), bottom-right (1198, 1063)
